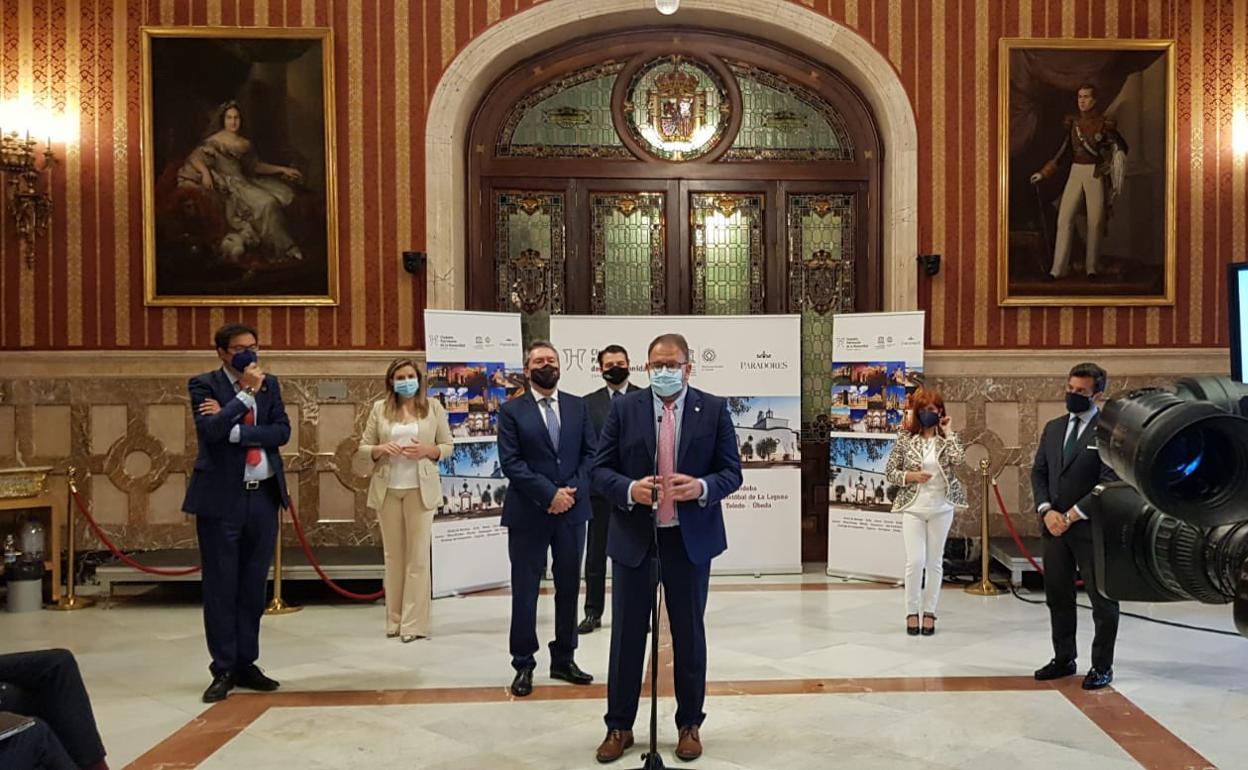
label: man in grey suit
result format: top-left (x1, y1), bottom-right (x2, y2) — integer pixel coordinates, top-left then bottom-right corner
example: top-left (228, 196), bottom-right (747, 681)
top-left (1031, 362), bottom-right (1120, 690)
top-left (578, 344), bottom-right (640, 634)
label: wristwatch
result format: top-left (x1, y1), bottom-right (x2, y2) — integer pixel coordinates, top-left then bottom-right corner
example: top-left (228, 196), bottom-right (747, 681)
top-left (1063, 510), bottom-right (1078, 525)
top-left (243, 386), bottom-right (256, 396)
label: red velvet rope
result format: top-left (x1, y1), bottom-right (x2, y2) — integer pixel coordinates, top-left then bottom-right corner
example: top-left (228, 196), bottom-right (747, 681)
top-left (70, 487), bottom-right (202, 576)
top-left (71, 487), bottom-right (383, 601)
top-left (991, 478), bottom-right (1045, 575)
top-left (286, 502), bottom-right (384, 602)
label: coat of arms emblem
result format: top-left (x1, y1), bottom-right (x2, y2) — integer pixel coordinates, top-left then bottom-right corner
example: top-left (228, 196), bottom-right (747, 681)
top-left (648, 57), bottom-right (704, 143)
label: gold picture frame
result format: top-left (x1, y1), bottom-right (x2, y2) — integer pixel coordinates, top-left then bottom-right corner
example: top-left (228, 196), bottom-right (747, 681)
top-left (141, 27), bottom-right (339, 306)
top-left (997, 38), bottom-right (1175, 307)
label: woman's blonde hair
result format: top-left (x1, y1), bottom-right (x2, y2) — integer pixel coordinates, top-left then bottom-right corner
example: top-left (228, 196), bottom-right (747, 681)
top-left (383, 358), bottom-right (429, 421)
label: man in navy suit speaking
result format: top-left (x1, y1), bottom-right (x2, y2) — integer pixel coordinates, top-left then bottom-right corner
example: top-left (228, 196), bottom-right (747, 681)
top-left (590, 333), bottom-right (743, 764)
top-left (497, 340), bottom-right (597, 697)
top-left (182, 323), bottom-right (291, 703)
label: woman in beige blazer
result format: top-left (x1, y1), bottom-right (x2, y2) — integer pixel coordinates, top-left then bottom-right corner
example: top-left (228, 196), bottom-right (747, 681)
top-left (357, 358), bottom-right (453, 642)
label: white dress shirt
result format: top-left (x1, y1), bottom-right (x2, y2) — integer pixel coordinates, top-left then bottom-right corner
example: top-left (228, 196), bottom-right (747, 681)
top-left (223, 367), bottom-right (274, 482)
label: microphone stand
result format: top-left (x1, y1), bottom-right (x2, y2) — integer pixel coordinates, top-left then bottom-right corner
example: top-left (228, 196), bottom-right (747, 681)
top-left (634, 410), bottom-right (666, 770)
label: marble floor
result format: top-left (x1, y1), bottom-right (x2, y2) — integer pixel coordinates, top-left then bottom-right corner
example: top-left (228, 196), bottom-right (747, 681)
top-left (2, 572), bottom-right (1245, 769)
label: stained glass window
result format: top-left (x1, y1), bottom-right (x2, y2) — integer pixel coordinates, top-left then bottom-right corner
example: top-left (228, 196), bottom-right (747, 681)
top-left (495, 192), bottom-right (566, 343)
top-left (691, 193), bottom-right (764, 315)
top-left (624, 56), bottom-right (731, 162)
top-left (497, 62), bottom-right (629, 159)
top-left (725, 63), bottom-right (855, 162)
top-left (590, 193), bottom-right (666, 315)
top-left (788, 194), bottom-right (857, 423)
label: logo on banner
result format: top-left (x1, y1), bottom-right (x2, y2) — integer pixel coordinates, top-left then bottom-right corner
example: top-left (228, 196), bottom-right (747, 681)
top-left (741, 349), bottom-right (790, 371)
top-left (701, 347), bottom-right (717, 363)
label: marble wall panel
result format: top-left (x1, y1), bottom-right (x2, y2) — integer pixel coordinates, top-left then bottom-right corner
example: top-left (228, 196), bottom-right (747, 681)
top-left (0, 354), bottom-right (1223, 555)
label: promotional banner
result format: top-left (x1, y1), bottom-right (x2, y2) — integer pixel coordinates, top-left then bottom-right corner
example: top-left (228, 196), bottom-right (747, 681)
top-left (825, 311), bottom-right (926, 582)
top-left (424, 310), bottom-right (524, 597)
top-left (550, 314), bottom-right (802, 574)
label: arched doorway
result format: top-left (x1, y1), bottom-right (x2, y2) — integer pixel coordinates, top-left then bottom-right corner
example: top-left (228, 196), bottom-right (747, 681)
top-left (466, 29), bottom-right (883, 561)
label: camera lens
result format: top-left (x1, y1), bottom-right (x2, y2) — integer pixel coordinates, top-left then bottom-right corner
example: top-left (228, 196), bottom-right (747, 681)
top-left (1100, 391), bottom-right (1248, 528)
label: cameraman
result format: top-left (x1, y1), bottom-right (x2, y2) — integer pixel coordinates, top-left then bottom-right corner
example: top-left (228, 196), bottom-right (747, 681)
top-left (1031, 362), bottom-right (1121, 690)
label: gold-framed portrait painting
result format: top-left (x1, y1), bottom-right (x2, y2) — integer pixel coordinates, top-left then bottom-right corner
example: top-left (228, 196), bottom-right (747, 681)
top-left (142, 27), bottom-right (338, 306)
top-left (998, 39), bottom-right (1174, 306)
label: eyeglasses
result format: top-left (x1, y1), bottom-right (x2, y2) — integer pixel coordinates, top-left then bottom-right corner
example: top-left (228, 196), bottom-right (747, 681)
top-left (227, 344), bottom-right (259, 354)
top-left (649, 364), bottom-right (686, 374)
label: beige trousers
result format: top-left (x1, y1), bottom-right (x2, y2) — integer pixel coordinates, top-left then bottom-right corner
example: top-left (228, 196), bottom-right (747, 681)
top-left (1051, 162), bottom-right (1105, 278)
top-left (379, 487), bottom-right (434, 637)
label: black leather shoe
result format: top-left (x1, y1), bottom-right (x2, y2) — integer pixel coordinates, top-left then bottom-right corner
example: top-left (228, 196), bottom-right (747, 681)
top-left (235, 664), bottom-right (280, 692)
top-left (202, 672), bottom-right (235, 703)
top-left (1034, 658), bottom-right (1078, 681)
top-left (905, 614), bottom-right (920, 636)
top-left (1082, 667), bottom-right (1113, 690)
top-left (578, 614), bottom-right (602, 634)
top-left (510, 668), bottom-right (534, 697)
top-left (550, 660), bottom-right (594, 685)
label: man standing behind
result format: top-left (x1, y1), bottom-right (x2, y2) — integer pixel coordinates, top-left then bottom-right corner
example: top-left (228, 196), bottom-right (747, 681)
top-left (183, 323), bottom-right (291, 703)
top-left (497, 340), bottom-right (597, 697)
top-left (1031, 362), bottom-right (1120, 690)
top-left (579, 344), bottom-right (640, 635)
top-left (591, 333), bottom-right (743, 764)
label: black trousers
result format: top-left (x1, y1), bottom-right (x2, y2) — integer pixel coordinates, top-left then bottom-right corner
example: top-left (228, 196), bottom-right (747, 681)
top-left (606, 527), bottom-right (710, 731)
top-left (1043, 520), bottom-right (1120, 670)
top-left (583, 496), bottom-right (613, 618)
top-left (0, 717), bottom-right (78, 770)
top-left (195, 478), bottom-right (281, 676)
top-left (0, 648), bottom-right (107, 768)
top-left (507, 519), bottom-right (587, 671)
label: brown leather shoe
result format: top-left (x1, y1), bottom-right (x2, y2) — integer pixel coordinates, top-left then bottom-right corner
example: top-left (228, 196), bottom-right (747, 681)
top-left (595, 729), bottom-right (634, 763)
top-left (675, 725), bottom-right (702, 761)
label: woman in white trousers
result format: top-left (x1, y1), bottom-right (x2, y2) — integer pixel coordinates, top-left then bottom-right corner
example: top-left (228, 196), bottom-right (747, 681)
top-left (884, 387), bottom-right (967, 636)
top-left (358, 358), bottom-right (453, 642)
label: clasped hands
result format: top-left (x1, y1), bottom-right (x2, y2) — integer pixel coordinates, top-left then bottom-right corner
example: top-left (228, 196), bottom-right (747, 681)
top-left (630, 474), bottom-right (702, 507)
top-left (375, 439), bottom-right (440, 461)
top-left (1044, 509), bottom-right (1076, 537)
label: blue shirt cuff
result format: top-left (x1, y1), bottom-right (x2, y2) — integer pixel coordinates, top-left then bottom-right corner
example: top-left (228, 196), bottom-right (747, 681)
top-left (235, 390), bottom-right (257, 409)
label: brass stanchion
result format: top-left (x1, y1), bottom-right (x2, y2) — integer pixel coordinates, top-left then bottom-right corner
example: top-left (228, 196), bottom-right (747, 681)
top-left (265, 509), bottom-right (300, 615)
top-left (965, 458), bottom-right (1005, 596)
top-left (49, 467), bottom-right (94, 610)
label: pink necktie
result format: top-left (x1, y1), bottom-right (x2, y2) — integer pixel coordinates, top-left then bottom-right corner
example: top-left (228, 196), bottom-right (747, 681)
top-left (658, 402), bottom-right (676, 524)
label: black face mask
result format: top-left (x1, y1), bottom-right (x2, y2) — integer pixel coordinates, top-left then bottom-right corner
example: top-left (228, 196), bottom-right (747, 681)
top-left (602, 366), bottom-right (629, 385)
top-left (1066, 391), bottom-right (1092, 414)
top-left (530, 365), bottom-right (560, 389)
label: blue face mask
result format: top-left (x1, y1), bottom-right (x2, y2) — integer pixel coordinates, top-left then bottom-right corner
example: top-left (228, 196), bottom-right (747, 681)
top-left (917, 411), bottom-right (941, 429)
top-left (394, 379), bottom-right (420, 398)
top-left (649, 367), bottom-right (684, 398)
top-left (230, 349), bottom-right (257, 373)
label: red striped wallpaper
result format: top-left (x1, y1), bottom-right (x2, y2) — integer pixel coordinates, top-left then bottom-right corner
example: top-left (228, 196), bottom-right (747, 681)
top-left (0, 0), bottom-right (1244, 350)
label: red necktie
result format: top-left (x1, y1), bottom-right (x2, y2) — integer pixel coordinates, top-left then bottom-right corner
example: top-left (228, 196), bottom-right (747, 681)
top-left (243, 407), bottom-right (261, 466)
top-left (658, 402), bottom-right (676, 524)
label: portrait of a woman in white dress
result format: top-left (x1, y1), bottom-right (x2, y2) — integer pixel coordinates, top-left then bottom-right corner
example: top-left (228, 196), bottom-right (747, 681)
top-left (144, 29), bottom-right (336, 304)
top-left (178, 101), bottom-right (305, 264)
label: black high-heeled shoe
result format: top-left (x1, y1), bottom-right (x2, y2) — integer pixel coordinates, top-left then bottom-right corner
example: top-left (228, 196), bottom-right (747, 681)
top-left (905, 614), bottom-right (920, 636)
top-left (920, 613), bottom-right (937, 636)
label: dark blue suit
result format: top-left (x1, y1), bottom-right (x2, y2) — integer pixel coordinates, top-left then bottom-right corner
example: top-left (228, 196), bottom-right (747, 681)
top-left (591, 386), bottom-right (742, 730)
top-left (497, 390), bottom-right (597, 671)
top-left (182, 368), bottom-right (291, 676)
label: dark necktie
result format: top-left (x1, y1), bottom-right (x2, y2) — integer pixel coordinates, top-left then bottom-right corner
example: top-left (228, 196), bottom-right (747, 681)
top-left (1062, 415), bottom-right (1082, 464)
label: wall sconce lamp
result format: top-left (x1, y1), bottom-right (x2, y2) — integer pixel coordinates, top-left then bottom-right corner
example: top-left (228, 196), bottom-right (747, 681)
top-left (0, 130), bottom-right (55, 269)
